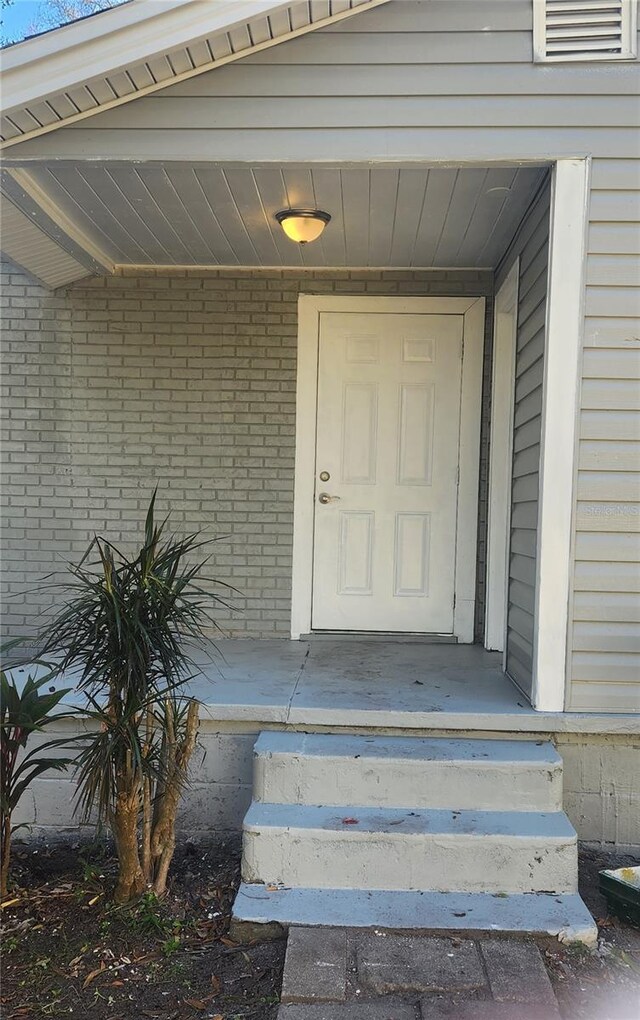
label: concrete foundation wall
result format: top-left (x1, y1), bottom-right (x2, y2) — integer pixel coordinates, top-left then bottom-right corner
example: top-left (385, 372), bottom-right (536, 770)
top-left (16, 724), bottom-right (640, 848)
top-left (0, 262), bottom-right (493, 643)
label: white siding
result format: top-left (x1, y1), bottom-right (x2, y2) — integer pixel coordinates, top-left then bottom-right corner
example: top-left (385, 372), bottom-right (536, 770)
top-left (8, 1), bottom-right (640, 163)
top-left (569, 162), bottom-right (640, 713)
top-left (496, 181), bottom-right (552, 698)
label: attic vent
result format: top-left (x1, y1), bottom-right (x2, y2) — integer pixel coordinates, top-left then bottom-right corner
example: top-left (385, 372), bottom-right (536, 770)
top-left (533, 0), bottom-right (638, 62)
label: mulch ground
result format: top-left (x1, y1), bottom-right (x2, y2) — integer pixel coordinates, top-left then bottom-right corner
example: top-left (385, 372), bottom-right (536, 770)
top-left (0, 836), bottom-right (284, 1020)
top-left (1, 839), bottom-right (638, 1020)
top-left (541, 844), bottom-right (640, 1019)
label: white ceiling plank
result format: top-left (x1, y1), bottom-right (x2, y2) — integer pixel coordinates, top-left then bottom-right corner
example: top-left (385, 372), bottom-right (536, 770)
top-left (223, 167), bottom-right (284, 264)
top-left (25, 165), bottom-right (128, 263)
top-left (310, 166), bottom-right (347, 266)
top-left (165, 166), bottom-right (237, 264)
top-left (478, 168), bottom-right (548, 267)
top-left (196, 168), bottom-right (260, 264)
top-left (281, 165), bottom-right (326, 266)
top-left (340, 167), bottom-right (370, 265)
top-left (46, 164), bottom-right (146, 262)
top-left (432, 168), bottom-right (490, 266)
top-left (455, 166), bottom-right (519, 266)
top-left (281, 165), bottom-right (317, 208)
top-left (134, 166), bottom-right (218, 264)
top-left (412, 168), bottom-right (458, 266)
top-left (389, 168), bottom-right (429, 266)
top-left (251, 166), bottom-right (305, 264)
top-left (368, 167), bottom-right (400, 266)
top-left (80, 165), bottom-right (178, 264)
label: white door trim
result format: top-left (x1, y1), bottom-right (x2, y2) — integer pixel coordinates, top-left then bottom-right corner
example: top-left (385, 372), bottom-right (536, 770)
top-left (485, 259), bottom-right (519, 654)
top-left (291, 295), bottom-right (485, 641)
top-left (532, 157), bottom-right (590, 712)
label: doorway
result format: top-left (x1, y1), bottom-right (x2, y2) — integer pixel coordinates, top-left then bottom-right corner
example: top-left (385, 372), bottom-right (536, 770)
top-left (292, 296), bottom-right (485, 642)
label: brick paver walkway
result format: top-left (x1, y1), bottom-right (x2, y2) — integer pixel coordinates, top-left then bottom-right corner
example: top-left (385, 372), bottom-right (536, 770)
top-left (277, 928), bottom-right (561, 1019)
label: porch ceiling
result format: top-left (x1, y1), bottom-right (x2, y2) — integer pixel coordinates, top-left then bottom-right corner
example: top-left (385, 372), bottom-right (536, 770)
top-left (1, 161), bottom-right (547, 280)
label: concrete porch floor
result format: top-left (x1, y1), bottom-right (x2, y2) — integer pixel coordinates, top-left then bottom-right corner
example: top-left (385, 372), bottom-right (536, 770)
top-left (183, 639), bottom-right (632, 733)
top-left (187, 640), bottom-right (521, 728)
top-left (37, 637), bottom-right (635, 734)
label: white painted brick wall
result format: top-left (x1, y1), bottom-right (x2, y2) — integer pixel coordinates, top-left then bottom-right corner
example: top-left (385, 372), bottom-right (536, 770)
top-left (1, 263), bottom-right (493, 642)
top-left (12, 722), bottom-right (640, 847)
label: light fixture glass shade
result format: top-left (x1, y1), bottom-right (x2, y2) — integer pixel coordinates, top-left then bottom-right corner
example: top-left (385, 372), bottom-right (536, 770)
top-left (276, 209), bottom-right (331, 244)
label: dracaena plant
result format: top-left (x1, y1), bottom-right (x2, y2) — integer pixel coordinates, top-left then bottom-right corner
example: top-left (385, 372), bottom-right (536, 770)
top-left (1, 648), bottom-right (75, 898)
top-left (38, 491), bottom-right (230, 903)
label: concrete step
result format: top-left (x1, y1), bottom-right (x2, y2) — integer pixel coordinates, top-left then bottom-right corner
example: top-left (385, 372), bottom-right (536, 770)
top-left (253, 732), bottom-right (563, 812)
top-left (241, 802), bottom-right (578, 895)
top-left (233, 884), bottom-right (598, 947)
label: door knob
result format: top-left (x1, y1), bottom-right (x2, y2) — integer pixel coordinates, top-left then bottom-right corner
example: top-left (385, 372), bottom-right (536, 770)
top-left (318, 492), bottom-right (340, 505)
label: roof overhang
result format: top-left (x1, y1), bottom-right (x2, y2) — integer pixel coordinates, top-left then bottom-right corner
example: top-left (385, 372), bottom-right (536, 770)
top-left (0, 0), bottom-right (388, 149)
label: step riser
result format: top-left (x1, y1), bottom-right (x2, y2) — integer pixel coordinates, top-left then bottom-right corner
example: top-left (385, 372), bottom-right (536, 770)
top-left (254, 753), bottom-right (563, 812)
top-left (242, 829), bottom-right (578, 894)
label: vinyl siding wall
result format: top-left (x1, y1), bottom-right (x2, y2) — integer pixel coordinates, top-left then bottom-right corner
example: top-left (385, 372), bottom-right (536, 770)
top-left (4, 0), bottom-right (640, 711)
top-left (11, 1), bottom-right (639, 166)
top-left (497, 180), bottom-right (551, 698)
top-left (570, 163), bottom-right (640, 713)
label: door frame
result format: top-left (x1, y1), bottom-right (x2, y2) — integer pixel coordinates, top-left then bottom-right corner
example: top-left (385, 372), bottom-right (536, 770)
top-left (291, 295), bottom-right (486, 642)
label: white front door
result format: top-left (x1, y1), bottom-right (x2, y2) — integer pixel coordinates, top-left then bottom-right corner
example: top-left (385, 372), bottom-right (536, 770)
top-left (311, 311), bottom-right (465, 633)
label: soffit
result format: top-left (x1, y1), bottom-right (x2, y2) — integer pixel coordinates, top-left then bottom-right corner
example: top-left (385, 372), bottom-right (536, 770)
top-left (0, 0), bottom-right (387, 149)
top-left (4, 161), bottom-right (548, 271)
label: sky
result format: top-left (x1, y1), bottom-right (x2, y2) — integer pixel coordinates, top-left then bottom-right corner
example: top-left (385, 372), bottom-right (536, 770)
top-left (1, 0), bottom-right (126, 45)
top-left (1, 1), bottom-right (43, 43)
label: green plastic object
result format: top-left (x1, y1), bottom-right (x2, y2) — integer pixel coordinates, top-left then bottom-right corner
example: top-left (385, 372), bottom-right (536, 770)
top-left (599, 866), bottom-right (640, 926)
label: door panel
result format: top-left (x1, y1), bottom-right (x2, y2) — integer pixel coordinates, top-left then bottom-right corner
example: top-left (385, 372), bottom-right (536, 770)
top-left (312, 311), bottom-right (464, 633)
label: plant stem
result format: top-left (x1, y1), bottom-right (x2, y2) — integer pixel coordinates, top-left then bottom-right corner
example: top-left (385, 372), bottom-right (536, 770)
top-left (1, 811), bottom-right (12, 899)
top-left (111, 789), bottom-right (146, 904)
top-left (141, 708), bottom-right (153, 884)
top-left (151, 701), bottom-right (198, 896)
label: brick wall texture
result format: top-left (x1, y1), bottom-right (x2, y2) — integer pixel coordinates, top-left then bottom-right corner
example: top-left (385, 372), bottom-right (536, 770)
top-left (1, 263), bottom-right (493, 642)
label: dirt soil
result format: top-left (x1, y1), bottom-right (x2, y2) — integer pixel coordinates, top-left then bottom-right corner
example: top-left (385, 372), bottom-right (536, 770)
top-left (541, 844), bottom-right (640, 1019)
top-left (1, 840), bottom-right (638, 1020)
top-left (0, 836), bottom-right (285, 1020)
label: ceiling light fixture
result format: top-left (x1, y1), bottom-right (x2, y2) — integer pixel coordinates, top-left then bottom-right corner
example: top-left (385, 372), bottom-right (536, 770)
top-left (275, 208), bottom-right (331, 244)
